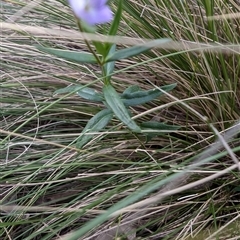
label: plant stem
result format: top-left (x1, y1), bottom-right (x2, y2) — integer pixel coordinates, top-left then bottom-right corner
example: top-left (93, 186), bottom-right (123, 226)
top-left (76, 20), bottom-right (102, 66)
top-left (76, 20), bottom-right (108, 84)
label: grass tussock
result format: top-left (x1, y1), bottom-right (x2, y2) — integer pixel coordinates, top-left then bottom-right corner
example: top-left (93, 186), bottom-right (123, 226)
top-left (1, 0), bottom-right (240, 240)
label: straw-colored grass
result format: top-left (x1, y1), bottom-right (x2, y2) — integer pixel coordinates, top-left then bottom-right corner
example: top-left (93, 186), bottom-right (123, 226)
top-left (1, 0), bottom-right (239, 239)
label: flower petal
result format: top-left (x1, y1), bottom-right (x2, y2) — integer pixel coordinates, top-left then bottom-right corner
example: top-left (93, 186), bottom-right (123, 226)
top-left (68, 0), bottom-right (85, 13)
top-left (91, 8), bottom-right (113, 25)
top-left (68, 0), bottom-right (113, 25)
top-left (90, 0), bottom-right (108, 8)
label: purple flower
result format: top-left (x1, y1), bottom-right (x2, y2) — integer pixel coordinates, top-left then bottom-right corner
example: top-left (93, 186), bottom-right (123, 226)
top-left (68, 0), bottom-right (113, 26)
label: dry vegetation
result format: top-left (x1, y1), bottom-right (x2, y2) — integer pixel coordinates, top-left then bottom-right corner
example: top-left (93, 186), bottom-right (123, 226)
top-left (1, 0), bottom-right (240, 240)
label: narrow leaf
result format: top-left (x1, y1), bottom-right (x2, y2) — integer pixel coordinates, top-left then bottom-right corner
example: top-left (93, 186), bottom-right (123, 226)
top-left (77, 109), bottom-right (113, 148)
top-left (122, 83), bottom-right (177, 106)
top-left (140, 121), bottom-right (180, 131)
top-left (54, 84), bottom-right (103, 102)
top-left (36, 46), bottom-right (98, 64)
top-left (122, 85), bottom-right (141, 95)
top-left (92, 41), bottom-right (106, 56)
top-left (77, 88), bottom-right (103, 102)
top-left (54, 85), bottom-right (84, 94)
top-left (105, 38), bottom-right (171, 62)
top-left (103, 84), bottom-right (141, 133)
top-left (104, 0), bottom-right (123, 54)
top-left (140, 121), bottom-right (180, 142)
top-left (108, 0), bottom-right (122, 36)
top-left (104, 44), bottom-right (116, 81)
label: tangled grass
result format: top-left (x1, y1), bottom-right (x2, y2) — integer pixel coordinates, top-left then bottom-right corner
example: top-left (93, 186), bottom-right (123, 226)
top-left (1, 0), bottom-right (240, 239)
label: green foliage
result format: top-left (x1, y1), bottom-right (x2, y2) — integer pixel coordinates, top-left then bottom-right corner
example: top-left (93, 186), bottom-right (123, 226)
top-left (49, 31), bottom-right (176, 144)
top-left (121, 83), bottom-right (177, 106)
top-left (140, 121), bottom-right (180, 141)
top-left (108, 0), bottom-right (123, 36)
top-left (105, 38), bottom-right (171, 62)
top-left (55, 84), bottom-right (103, 102)
top-left (37, 46), bottom-right (98, 63)
top-left (55, 81), bottom-right (177, 145)
top-left (122, 85), bottom-right (141, 94)
top-left (103, 83), bottom-right (141, 133)
top-left (76, 109), bottom-right (113, 148)
top-left (103, 44), bottom-right (116, 81)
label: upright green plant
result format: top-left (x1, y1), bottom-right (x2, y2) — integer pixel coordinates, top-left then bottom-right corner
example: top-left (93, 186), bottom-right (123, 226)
top-left (37, 0), bottom-right (178, 148)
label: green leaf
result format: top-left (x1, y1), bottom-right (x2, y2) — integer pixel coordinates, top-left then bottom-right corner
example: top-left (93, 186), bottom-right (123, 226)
top-left (54, 85), bottom-right (84, 94)
top-left (108, 0), bottom-right (122, 36)
top-left (122, 85), bottom-right (141, 95)
top-left (103, 44), bottom-right (116, 81)
top-left (36, 46), bottom-right (98, 64)
top-left (103, 84), bottom-right (141, 133)
top-left (122, 83), bottom-right (177, 106)
top-left (104, 0), bottom-right (123, 54)
top-left (77, 88), bottom-right (103, 102)
top-left (54, 84), bottom-right (103, 102)
top-left (76, 109), bottom-right (113, 148)
top-left (105, 38), bottom-right (171, 62)
top-left (140, 121), bottom-right (180, 142)
top-left (140, 121), bottom-right (180, 131)
top-left (92, 41), bottom-right (106, 56)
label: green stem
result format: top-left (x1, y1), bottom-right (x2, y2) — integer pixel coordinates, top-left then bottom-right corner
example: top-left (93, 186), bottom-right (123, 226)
top-left (76, 20), bottom-right (109, 85)
top-left (76, 20), bottom-right (102, 66)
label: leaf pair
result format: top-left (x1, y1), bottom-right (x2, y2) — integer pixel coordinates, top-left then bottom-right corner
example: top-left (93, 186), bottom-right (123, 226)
top-left (55, 83), bottom-right (176, 107)
top-left (76, 83), bottom-right (141, 148)
top-left (37, 38), bottom-right (171, 65)
top-left (122, 83), bottom-right (176, 106)
top-left (55, 82), bottom-right (178, 148)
